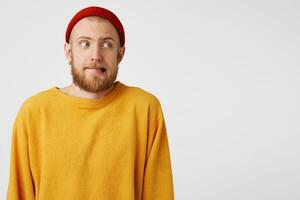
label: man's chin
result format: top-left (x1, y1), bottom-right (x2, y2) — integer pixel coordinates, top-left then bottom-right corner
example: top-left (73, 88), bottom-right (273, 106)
top-left (75, 79), bottom-right (115, 93)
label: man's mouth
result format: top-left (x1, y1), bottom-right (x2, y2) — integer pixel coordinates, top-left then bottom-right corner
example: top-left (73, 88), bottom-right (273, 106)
top-left (85, 67), bottom-right (106, 73)
top-left (98, 68), bottom-right (106, 73)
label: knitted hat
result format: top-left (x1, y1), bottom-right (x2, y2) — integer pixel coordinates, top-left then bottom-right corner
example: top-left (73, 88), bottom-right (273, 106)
top-left (65, 6), bottom-right (125, 47)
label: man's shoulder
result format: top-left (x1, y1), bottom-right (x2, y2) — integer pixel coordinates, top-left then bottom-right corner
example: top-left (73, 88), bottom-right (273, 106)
top-left (18, 87), bottom-right (56, 114)
top-left (121, 83), bottom-right (161, 106)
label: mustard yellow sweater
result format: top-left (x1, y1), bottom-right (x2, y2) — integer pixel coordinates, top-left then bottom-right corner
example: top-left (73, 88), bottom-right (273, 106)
top-left (7, 81), bottom-right (174, 200)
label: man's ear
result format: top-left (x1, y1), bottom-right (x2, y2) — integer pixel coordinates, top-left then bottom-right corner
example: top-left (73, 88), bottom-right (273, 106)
top-left (117, 46), bottom-right (125, 64)
top-left (64, 42), bottom-right (72, 64)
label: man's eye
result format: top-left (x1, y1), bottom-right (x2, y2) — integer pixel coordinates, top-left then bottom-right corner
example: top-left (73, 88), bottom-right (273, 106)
top-left (102, 41), bottom-right (113, 49)
top-left (79, 41), bottom-right (89, 48)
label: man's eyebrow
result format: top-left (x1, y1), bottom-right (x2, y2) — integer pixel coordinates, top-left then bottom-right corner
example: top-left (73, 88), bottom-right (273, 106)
top-left (76, 36), bottom-right (92, 41)
top-left (101, 37), bottom-right (115, 41)
top-left (76, 36), bottom-right (115, 41)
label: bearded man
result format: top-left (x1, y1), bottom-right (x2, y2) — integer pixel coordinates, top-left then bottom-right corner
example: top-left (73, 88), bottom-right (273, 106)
top-left (7, 6), bottom-right (174, 200)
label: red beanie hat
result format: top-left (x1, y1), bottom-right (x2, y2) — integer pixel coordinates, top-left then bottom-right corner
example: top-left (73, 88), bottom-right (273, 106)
top-left (65, 6), bottom-right (125, 47)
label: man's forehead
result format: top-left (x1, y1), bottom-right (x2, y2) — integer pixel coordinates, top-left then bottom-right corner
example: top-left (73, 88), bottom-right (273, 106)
top-left (69, 16), bottom-right (120, 43)
top-left (74, 16), bottom-right (115, 29)
top-left (72, 17), bottom-right (118, 35)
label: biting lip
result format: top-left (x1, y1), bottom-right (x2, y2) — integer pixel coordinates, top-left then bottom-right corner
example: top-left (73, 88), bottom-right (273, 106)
top-left (85, 67), bottom-right (106, 72)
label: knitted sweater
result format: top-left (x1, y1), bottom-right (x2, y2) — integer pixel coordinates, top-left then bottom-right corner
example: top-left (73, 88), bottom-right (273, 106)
top-left (7, 81), bottom-right (174, 200)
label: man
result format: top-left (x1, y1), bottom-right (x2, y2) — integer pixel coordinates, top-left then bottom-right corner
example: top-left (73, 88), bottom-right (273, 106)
top-left (7, 6), bottom-right (174, 200)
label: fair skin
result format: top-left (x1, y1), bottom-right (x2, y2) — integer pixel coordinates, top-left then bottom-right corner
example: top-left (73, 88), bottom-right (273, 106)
top-left (61, 16), bottom-right (125, 99)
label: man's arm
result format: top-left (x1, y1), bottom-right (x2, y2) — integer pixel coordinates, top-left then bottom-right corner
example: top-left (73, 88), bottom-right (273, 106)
top-left (7, 106), bottom-right (35, 200)
top-left (142, 100), bottom-right (174, 200)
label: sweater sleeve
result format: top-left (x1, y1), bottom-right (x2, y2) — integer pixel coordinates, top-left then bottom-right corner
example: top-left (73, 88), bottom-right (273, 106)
top-left (142, 101), bottom-right (174, 200)
top-left (7, 105), bottom-right (35, 200)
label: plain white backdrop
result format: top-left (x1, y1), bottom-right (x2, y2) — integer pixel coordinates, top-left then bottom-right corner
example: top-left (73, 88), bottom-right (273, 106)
top-left (1, 0), bottom-right (300, 199)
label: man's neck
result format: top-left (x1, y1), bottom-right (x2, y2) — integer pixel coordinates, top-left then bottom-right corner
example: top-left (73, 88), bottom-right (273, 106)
top-left (59, 83), bottom-right (116, 99)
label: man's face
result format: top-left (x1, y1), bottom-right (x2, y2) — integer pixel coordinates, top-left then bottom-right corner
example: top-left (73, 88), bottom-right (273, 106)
top-left (64, 16), bottom-right (125, 93)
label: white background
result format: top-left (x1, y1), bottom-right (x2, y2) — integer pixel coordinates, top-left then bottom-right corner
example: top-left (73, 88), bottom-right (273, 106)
top-left (1, 0), bottom-right (300, 199)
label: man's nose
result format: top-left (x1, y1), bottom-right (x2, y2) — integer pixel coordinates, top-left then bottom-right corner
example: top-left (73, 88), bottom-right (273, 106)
top-left (90, 46), bottom-right (103, 62)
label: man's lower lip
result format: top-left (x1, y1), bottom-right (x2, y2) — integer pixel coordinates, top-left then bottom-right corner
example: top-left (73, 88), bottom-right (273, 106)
top-left (86, 68), bottom-right (106, 75)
